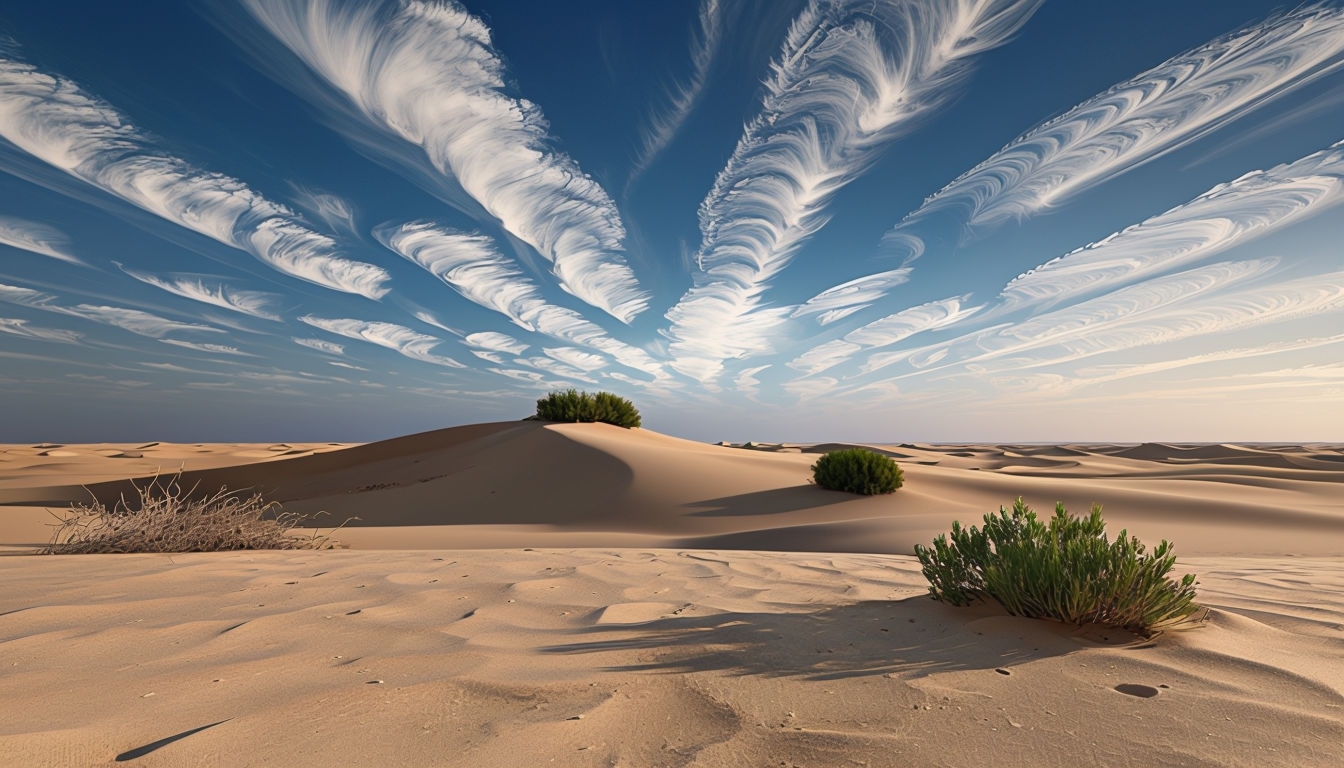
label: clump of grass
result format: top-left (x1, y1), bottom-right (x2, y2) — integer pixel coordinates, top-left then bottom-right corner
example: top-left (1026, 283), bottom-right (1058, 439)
top-left (811, 448), bottom-right (904, 495)
top-left (914, 498), bottom-right (1199, 635)
top-left (534, 388), bottom-right (642, 428)
top-left (43, 473), bottom-right (340, 554)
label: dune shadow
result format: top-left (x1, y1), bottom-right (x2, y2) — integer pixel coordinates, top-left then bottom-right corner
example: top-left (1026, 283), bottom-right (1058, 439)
top-left (542, 596), bottom-right (1083, 682)
top-left (685, 486), bottom-right (839, 517)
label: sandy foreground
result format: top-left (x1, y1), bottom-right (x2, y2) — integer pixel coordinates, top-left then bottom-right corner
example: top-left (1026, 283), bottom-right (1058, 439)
top-left (1, 422), bottom-right (1342, 766)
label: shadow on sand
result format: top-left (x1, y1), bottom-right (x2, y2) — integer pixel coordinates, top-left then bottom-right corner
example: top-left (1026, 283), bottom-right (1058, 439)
top-left (541, 596), bottom-right (1099, 682)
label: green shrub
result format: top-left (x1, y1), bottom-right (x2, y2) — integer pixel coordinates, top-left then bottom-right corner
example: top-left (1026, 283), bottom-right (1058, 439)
top-left (914, 498), bottom-right (1199, 634)
top-left (534, 388), bottom-right (641, 428)
top-left (43, 473), bottom-right (341, 553)
top-left (811, 448), bottom-right (904, 495)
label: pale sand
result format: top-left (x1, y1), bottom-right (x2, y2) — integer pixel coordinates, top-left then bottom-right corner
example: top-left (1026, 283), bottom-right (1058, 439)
top-left (1, 422), bottom-right (1342, 765)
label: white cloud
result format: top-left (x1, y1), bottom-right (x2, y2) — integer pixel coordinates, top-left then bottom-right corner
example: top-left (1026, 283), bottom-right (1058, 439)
top-left (243, 0), bottom-right (647, 321)
top-left (59, 304), bottom-right (223, 339)
top-left (0, 52), bottom-right (390, 298)
top-left (158, 338), bottom-right (255, 356)
top-left (464, 331), bottom-right (529, 356)
top-left (791, 268), bottom-right (912, 325)
top-left (294, 337), bottom-right (345, 355)
top-left (664, 0), bottom-right (1040, 381)
top-left (289, 184), bottom-right (359, 234)
top-left (860, 258), bottom-right (1344, 383)
top-left (782, 375), bottom-right (840, 400)
top-left (0, 216), bottom-right (82, 265)
top-left (380, 220), bottom-right (671, 382)
top-left (0, 281), bottom-right (53, 307)
top-left (995, 141), bottom-right (1344, 311)
top-left (0, 317), bottom-right (80, 343)
top-left (890, 3), bottom-right (1344, 240)
top-left (516, 355), bottom-right (596, 383)
top-left (629, 0), bottom-right (726, 184)
top-left (789, 295), bottom-right (981, 376)
top-left (119, 266), bottom-right (284, 321)
top-left (733, 364), bottom-right (770, 397)
top-left (543, 346), bottom-right (608, 372)
top-left (299, 315), bottom-right (465, 368)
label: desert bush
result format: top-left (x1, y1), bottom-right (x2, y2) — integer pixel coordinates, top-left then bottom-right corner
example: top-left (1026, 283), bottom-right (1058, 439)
top-left (811, 448), bottom-right (904, 495)
top-left (534, 388), bottom-right (641, 428)
top-left (914, 498), bottom-right (1199, 634)
top-left (43, 473), bottom-right (340, 554)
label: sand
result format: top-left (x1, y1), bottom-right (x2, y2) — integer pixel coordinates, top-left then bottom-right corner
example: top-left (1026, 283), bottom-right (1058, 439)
top-left (1, 422), bottom-right (1342, 766)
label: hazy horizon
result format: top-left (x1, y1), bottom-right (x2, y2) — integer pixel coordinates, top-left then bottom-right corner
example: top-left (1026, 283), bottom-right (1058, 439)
top-left (3, 0), bottom-right (1343, 445)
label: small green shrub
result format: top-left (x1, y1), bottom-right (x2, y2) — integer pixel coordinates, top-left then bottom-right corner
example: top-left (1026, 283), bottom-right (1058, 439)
top-left (534, 388), bottom-right (641, 428)
top-left (43, 473), bottom-right (340, 553)
top-left (811, 448), bottom-right (904, 495)
top-left (914, 498), bottom-right (1199, 634)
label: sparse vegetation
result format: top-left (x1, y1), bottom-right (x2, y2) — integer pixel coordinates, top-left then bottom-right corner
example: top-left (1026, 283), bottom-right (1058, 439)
top-left (914, 498), bottom-right (1200, 634)
top-left (534, 388), bottom-right (642, 428)
top-left (811, 448), bottom-right (904, 495)
top-left (43, 473), bottom-right (340, 554)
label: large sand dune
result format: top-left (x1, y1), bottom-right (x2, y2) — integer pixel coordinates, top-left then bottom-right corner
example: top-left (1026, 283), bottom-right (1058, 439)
top-left (3, 421), bottom-right (1341, 555)
top-left (2, 423), bottom-right (1342, 766)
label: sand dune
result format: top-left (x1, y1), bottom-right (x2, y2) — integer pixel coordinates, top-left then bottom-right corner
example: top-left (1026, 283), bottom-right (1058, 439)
top-left (2, 423), bottom-right (1342, 765)
top-left (2, 422), bottom-right (1341, 555)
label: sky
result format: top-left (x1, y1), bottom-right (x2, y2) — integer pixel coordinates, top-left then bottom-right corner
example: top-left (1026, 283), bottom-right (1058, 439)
top-left (1, 0), bottom-right (1343, 444)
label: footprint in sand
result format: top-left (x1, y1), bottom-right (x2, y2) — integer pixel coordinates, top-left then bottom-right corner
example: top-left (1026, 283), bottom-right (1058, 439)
top-left (1114, 683), bottom-right (1161, 698)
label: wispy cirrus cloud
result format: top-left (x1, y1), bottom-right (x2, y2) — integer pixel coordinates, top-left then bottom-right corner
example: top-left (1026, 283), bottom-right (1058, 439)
top-left (462, 331), bottom-right (528, 363)
top-left (1060, 332), bottom-right (1344, 393)
top-left (242, 0), bottom-right (648, 322)
top-left (859, 258), bottom-right (1344, 382)
top-left (0, 50), bottom-right (390, 299)
top-left (790, 268), bottom-right (912, 325)
top-left (0, 281), bottom-right (225, 339)
top-left (886, 3), bottom-right (1344, 250)
top-left (159, 338), bottom-right (255, 356)
top-left (299, 315), bottom-right (465, 368)
top-left (0, 317), bottom-right (81, 344)
top-left (664, 0), bottom-right (1041, 381)
top-left (628, 0), bottom-right (726, 186)
top-left (379, 220), bottom-right (670, 383)
top-left (58, 304), bottom-right (224, 339)
top-left (789, 295), bottom-right (981, 376)
top-left (0, 216), bottom-right (82, 265)
top-left (119, 265), bottom-right (285, 321)
top-left (995, 140), bottom-right (1344, 311)
top-left (294, 337), bottom-right (345, 355)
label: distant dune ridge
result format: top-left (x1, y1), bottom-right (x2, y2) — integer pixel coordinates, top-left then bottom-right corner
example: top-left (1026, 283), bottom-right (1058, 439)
top-left (2, 423), bottom-right (1343, 765)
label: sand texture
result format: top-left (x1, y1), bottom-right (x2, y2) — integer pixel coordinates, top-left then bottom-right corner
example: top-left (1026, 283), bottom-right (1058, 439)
top-left (2, 422), bottom-right (1342, 766)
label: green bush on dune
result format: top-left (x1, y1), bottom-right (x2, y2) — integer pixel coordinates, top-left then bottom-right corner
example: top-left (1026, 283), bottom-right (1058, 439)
top-left (43, 473), bottom-right (340, 554)
top-left (811, 448), bottom-right (904, 495)
top-left (534, 388), bottom-right (642, 428)
top-left (914, 498), bottom-right (1200, 635)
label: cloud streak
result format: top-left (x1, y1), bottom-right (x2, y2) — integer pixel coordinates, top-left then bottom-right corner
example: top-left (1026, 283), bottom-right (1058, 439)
top-left (790, 268), bottom-right (912, 325)
top-left (379, 220), bottom-right (670, 383)
top-left (889, 3), bottom-right (1344, 243)
top-left (299, 315), bottom-right (465, 368)
top-left (0, 317), bottom-right (81, 344)
top-left (789, 295), bottom-right (981, 375)
top-left (995, 140), bottom-right (1344, 311)
top-left (628, 0), bottom-right (725, 185)
top-left (242, 0), bottom-right (647, 322)
top-left (119, 266), bottom-right (285, 321)
top-left (664, 0), bottom-right (1041, 381)
top-left (0, 216), bottom-right (82, 265)
top-left (0, 50), bottom-right (390, 299)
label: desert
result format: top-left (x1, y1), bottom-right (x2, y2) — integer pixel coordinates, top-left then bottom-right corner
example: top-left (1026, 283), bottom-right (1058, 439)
top-left (2, 421), bottom-right (1342, 767)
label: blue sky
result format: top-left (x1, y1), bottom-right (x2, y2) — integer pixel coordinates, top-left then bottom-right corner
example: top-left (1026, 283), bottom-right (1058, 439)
top-left (2, 0), bottom-right (1343, 443)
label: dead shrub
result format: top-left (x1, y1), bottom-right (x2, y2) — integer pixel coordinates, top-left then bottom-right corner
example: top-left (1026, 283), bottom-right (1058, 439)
top-left (43, 473), bottom-right (341, 553)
